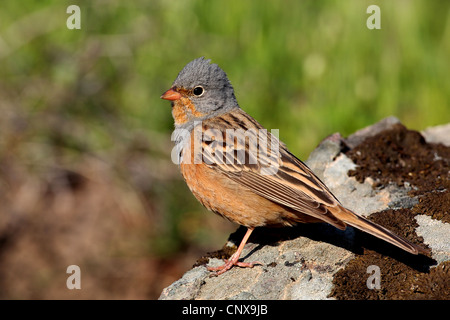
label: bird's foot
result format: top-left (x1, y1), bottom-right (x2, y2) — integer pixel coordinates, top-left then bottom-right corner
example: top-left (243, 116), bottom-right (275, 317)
top-left (207, 255), bottom-right (262, 276)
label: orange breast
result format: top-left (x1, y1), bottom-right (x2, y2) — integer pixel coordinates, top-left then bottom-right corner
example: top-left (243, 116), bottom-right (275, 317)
top-left (173, 109), bottom-right (337, 229)
top-left (178, 134), bottom-right (319, 228)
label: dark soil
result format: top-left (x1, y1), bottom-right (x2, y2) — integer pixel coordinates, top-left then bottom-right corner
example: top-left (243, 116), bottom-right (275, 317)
top-left (193, 245), bottom-right (237, 268)
top-left (347, 124), bottom-right (450, 193)
top-left (330, 123), bottom-right (450, 300)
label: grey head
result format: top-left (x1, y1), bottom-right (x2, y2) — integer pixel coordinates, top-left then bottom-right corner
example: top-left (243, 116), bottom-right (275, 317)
top-left (166, 57), bottom-right (240, 120)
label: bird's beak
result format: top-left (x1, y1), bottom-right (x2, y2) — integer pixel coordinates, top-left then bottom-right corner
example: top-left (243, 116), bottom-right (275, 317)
top-left (160, 88), bottom-right (182, 101)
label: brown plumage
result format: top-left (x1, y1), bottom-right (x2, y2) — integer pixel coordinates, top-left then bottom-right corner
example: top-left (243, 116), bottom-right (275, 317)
top-left (161, 57), bottom-right (428, 275)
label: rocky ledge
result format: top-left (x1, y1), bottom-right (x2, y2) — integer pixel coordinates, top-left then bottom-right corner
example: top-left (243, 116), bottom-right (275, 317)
top-left (159, 117), bottom-right (450, 300)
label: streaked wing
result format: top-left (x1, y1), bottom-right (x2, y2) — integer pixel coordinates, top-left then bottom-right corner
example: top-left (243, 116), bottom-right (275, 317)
top-left (199, 109), bottom-right (346, 228)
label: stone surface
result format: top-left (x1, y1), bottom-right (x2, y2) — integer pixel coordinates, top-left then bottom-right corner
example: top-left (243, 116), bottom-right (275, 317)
top-left (159, 118), bottom-right (450, 300)
top-left (421, 123), bottom-right (450, 147)
top-left (415, 214), bottom-right (450, 264)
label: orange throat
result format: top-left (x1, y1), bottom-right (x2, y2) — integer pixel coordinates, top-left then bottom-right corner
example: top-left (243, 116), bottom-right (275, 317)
top-left (172, 97), bottom-right (205, 126)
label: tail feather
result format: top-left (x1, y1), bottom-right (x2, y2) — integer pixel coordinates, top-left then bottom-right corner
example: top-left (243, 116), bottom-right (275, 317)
top-left (330, 206), bottom-right (429, 255)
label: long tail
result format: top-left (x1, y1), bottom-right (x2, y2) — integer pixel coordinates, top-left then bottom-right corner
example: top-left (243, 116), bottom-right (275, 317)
top-left (329, 205), bottom-right (429, 255)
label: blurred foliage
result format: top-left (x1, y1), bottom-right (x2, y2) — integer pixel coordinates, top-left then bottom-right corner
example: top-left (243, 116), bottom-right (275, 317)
top-left (0, 0), bottom-right (449, 298)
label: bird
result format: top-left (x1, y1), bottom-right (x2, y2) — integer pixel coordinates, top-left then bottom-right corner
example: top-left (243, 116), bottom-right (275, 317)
top-left (161, 57), bottom-right (428, 276)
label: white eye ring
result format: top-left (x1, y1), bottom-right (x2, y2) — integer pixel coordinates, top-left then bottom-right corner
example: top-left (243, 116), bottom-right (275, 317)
top-left (193, 86), bottom-right (205, 97)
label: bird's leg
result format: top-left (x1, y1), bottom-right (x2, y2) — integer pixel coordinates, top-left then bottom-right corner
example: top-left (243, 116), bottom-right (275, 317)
top-left (207, 227), bottom-right (261, 276)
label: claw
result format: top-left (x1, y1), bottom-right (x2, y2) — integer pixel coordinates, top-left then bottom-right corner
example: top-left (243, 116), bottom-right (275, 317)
top-left (206, 227), bottom-right (262, 276)
top-left (207, 259), bottom-right (262, 276)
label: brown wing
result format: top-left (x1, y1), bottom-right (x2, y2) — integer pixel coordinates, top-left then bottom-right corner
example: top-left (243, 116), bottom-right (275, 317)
top-left (199, 109), bottom-right (347, 229)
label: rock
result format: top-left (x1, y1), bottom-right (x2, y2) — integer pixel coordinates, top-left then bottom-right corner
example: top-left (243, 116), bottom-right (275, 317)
top-left (159, 118), bottom-right (450, 300)
top-left (415, 215), bottom-right (450, 264)
top-left (421, 123), bottom-right (450, 147)
top-left (159, 266), bottom-right (209, 300)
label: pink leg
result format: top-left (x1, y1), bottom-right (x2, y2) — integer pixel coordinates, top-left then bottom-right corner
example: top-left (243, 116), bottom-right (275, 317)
top-left (207, 227), bottom-right (261, 276)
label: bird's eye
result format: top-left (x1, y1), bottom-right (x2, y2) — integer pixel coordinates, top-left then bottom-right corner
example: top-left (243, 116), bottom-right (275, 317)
top-left (193, 86), bottom-right (204, 96)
